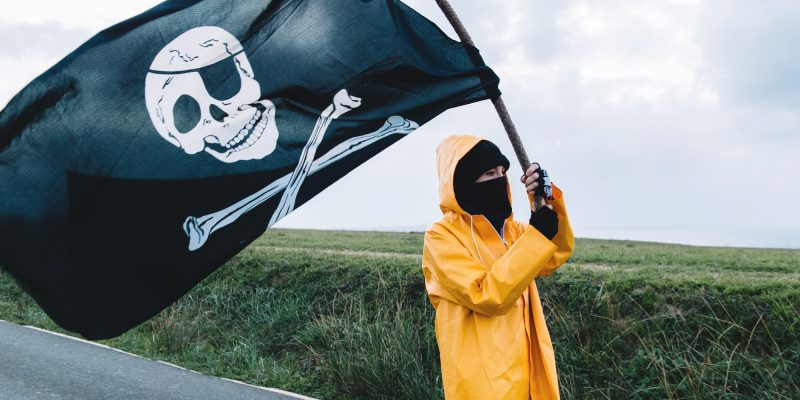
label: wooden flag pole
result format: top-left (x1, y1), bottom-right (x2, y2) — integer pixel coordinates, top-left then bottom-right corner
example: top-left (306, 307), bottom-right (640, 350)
top-left (434, 0), bottom-right (547, 210)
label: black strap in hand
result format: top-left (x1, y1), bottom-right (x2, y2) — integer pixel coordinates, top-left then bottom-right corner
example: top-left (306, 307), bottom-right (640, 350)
top-left (530, 166), bottom-right (553, 200)
top-left (529, 206), bottom-right (558, 240)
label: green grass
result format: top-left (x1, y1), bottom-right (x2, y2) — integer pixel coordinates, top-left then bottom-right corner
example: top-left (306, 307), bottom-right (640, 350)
top-left (1, 229), bottom-right (798, 399)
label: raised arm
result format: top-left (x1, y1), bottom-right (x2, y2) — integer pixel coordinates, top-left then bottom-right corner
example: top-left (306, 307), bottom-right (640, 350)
top-left (422, 226), bottom-right (557, 316)
top-left (519, 163), bottom-right (575, 276)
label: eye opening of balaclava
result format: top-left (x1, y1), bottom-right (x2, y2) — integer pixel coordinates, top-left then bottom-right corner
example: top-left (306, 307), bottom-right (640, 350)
top-left (454, 140), bottom-right (512, 234)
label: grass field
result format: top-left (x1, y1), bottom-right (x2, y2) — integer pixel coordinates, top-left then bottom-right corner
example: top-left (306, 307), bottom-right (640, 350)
top-left (1, 229), bottom-right (798, 399)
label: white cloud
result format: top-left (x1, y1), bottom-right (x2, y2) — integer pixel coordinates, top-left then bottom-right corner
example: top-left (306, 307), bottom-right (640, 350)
top-left (0, 2), bottom-right (163, 31)
top-left (555, 0), bottom-right (718, 107)
top-left (698, 1), bottom-right (800, 108)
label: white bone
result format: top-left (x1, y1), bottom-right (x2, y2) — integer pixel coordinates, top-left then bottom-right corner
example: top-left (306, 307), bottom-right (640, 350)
top-left (183, 116), bottom-right (418, 251)
top-left (269, 89), bottom-right (361, 227)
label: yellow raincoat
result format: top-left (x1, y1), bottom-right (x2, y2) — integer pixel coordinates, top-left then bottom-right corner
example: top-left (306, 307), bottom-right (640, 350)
top-left (422, 135), bottom-right (574, 400)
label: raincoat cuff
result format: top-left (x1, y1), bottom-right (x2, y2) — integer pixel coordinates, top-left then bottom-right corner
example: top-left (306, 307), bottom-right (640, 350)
top-left (549, 183), bottom-right (563, 201)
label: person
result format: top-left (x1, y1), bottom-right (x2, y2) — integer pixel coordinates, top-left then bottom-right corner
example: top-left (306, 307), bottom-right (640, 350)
top-left (421, 135), bottom-right (574, 400)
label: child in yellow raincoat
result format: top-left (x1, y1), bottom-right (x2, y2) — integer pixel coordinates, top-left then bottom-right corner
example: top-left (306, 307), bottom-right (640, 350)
top-left (422, 135), bottom-right (574, 400)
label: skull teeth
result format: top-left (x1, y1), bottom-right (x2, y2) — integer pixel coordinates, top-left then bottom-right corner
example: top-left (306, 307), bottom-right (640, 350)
top-left (224, 110), bottom-right (263, 150)
top-left (224, 110), bottom-right (268, 153)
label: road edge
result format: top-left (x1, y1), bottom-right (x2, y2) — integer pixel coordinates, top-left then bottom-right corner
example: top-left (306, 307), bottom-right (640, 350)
top-left (1, 319), bottom-right (318, 400)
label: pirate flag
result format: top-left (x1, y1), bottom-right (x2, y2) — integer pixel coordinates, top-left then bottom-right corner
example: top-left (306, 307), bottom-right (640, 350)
top-left (0, 0), bottom-right (499, 339)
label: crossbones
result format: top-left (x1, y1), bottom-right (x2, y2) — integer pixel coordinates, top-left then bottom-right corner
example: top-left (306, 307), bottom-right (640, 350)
top-left (269, 89), bottom-right (361, 226)
top-left (143, 27), bottom-right (421, 251)
top-left (183, 114), bottom-right (419, 251)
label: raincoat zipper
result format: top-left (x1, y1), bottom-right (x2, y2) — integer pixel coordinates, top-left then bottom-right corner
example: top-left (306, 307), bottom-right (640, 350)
top-left (477, 214), bottom-right (508, 247)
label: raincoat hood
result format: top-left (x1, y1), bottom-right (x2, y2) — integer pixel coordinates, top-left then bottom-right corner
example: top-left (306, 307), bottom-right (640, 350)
top-left (436, 134), bottom-right (512, 215)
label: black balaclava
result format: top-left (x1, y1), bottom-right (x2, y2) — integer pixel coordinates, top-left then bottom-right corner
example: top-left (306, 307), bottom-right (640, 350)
top-left (454, 140), bottom-right (511, 235)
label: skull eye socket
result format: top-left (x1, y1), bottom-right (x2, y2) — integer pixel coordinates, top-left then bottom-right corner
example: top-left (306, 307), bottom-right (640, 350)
top-left (199, 56), bottom-right (242, 101)
top-left (173, 95), bottom-right (201, 134)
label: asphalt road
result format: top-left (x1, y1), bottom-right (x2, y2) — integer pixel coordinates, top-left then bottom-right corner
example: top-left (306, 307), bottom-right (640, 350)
top-left (0, 320), bottom-right (314, 400)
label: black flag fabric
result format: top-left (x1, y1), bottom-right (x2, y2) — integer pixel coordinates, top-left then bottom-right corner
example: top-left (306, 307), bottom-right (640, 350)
top-left (0, 0), bottom-right (499, 339)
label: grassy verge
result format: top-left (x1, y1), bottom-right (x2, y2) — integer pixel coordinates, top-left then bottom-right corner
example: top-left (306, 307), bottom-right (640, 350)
top-left (1, 229), bottom-right (798, 399)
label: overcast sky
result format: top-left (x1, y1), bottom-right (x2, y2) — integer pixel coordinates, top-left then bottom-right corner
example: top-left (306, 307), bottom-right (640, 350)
top-left (1, 0), bottom-right (798, 247)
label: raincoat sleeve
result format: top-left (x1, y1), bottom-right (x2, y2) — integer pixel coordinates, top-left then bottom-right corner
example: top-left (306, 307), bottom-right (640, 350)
top-left (521, 183), bottom-right (575, 276)
top-left (423, 227), bottom-right (558, 316)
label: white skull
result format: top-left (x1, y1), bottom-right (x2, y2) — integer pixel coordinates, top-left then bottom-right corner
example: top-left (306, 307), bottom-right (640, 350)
top-left (145, 26), bottom-right (279, 163)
